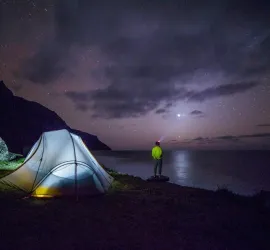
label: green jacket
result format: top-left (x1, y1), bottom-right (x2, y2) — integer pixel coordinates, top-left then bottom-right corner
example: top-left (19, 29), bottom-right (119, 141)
top-left (152, 146), bottom-right (162, 160)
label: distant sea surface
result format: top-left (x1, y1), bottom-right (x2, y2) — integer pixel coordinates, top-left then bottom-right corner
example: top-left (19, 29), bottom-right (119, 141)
top-left (93, 150), bottom-right (270, 196)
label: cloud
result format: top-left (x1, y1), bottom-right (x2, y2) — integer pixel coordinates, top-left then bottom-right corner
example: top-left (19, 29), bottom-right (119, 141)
top-left (190, 110), bottom-right (205, 118)
top-left (22, 42), bottom-right (67, 84)
top-left (216, 135), bottom-right (239, 142)
top-left (216, 135), bottom-right (237, 140)
top-left (191, 137), bottom-right (216, 144)
top-left (75, 103), bottom-right (89, 112)
top-left (215, 133), bottom-right (270, 141)
top-left (66, 81), bottom-right (259, 118)
top-left (185, 132), bottom-right (270, 145)
top-left (190, 110), bottom-right (203, 115)
top-left (238, 133), bottom-right (270, 139)
top-left (66, 86), bottom-right (175, 118)
top-left (15, 0), bottom-right (270, 117)
top-left (187, 82), bottom-right (260, 102)
top-left (257, 124), bottom-right (270, 127)
top-left (155, 108), bottom-right (167, 114)
top-left (193, 137), bottom-right (204, 141)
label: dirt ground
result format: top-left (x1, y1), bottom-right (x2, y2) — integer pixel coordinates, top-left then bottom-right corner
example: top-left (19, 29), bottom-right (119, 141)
top-left (0, 170), bottom-right (269, 250)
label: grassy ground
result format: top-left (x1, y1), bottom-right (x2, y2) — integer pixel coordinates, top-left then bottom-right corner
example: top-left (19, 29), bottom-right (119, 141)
top-left (0, 162), bottom-right (269, 250)
top-left (0, 157), bottom-right (24, 171)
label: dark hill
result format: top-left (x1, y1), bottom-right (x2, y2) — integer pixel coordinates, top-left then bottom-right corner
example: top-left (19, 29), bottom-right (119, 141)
top-left (0, 80), bottom-right (111, 155)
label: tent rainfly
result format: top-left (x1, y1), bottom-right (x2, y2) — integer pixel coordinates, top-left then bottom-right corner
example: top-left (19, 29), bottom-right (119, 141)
top-left (0, 129), bottom-right (113, 197)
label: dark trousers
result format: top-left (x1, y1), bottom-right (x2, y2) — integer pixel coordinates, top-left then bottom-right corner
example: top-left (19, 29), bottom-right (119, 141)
top-left (154, 158), bottom-right (163, 176)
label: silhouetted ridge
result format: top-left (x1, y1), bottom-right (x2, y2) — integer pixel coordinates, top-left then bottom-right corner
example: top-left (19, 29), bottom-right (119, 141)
top-left (0, 80), bottom-right (111, 155)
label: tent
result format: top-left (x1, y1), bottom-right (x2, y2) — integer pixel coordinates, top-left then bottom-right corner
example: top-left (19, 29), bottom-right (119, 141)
top-left (0, 129), bottom-right (113, 198)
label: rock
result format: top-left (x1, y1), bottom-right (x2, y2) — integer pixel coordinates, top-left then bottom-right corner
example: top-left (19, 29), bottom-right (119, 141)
top-left (0, 137), bottom-right (16, 161)
top-left (0, 137), bottom-right (9, 161)
top-left (0, 80), bottom-right (111, 155)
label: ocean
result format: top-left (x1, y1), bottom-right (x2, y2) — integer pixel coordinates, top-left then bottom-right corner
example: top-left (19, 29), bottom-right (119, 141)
top-left (93, 150), bottom-right (270, 196)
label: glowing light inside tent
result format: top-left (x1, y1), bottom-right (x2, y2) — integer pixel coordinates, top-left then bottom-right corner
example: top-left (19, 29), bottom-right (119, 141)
top-left (32, 186), bottom-right (52, 197)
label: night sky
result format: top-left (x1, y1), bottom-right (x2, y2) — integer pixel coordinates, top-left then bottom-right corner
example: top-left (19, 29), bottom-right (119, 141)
top-left (1, 0), bottom-right (270, 150)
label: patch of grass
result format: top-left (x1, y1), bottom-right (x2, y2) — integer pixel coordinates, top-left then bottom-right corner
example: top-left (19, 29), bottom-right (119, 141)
top-left (109, 180), bottom-right (131, 192)
top-left (100, 163), bottom-right (120, 176)
top-left (16, 157), bottom-right (25, 164)
top-left (0, 157), bottom-right (25, 171)
top-left (0, 160), bottom-right (9, 166)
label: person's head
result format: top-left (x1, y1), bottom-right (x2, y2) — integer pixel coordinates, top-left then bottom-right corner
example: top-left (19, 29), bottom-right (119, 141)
top-left (155, 141), bottom-right (160, 146)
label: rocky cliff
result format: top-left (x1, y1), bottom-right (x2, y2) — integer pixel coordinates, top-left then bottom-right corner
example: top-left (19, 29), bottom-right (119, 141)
top-left (0, 80), bottom-right (111, 155)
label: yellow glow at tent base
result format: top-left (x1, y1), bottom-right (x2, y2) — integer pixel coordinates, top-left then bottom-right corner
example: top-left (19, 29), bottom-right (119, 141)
top-left (32, 194), bottom-right (54, 198)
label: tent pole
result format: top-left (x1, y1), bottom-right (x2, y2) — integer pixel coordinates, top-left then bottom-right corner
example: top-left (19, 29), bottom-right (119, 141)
top-left (75, 162), bottom-right (78, 202)
top-left (69, 132), bottom-right (79, 202)
top-left (31, 134), bottom-right (45, 195)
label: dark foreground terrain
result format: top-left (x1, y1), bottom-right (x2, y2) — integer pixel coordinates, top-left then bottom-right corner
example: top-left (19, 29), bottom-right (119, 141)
top-left (0, 169), bottom-right (269, 250)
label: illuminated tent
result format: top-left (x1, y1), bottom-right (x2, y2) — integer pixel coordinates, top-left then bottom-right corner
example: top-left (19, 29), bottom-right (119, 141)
top-left (0, 129), bottom-right (113, 198)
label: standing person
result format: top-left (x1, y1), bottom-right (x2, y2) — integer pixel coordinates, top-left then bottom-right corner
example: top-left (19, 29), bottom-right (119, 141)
top-left (152, 141), bottom-right (163, 178)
